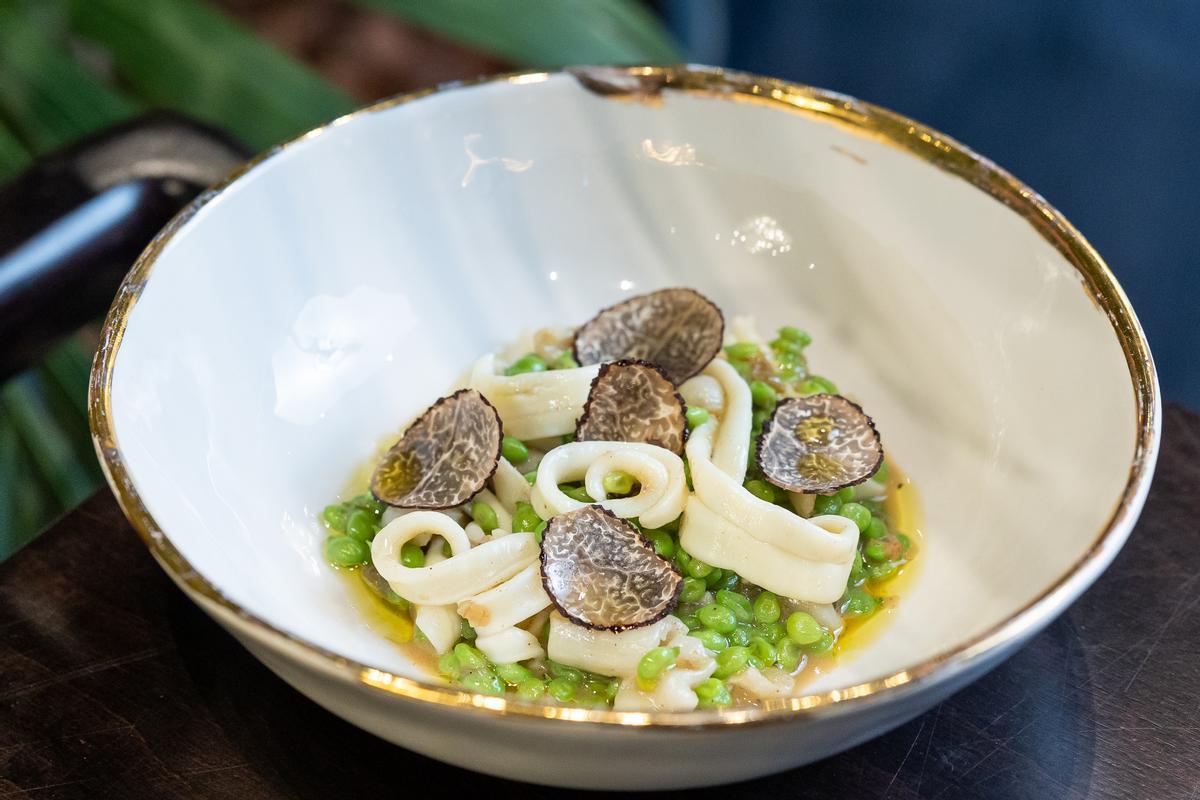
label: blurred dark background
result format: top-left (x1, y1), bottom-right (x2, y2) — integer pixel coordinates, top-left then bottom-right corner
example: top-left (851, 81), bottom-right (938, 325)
top-left (1, 0), bottom-right (1196, 554)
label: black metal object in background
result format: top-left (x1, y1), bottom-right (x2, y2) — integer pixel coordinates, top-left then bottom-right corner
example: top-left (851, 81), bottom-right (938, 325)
top-left (0, 113), bottom-right (250, 382)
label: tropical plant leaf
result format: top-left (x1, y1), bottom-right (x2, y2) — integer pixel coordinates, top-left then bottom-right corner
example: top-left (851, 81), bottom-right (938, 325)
top-left (63, 0), bottom-right (355, 149)
top-left (357, 0), bottom-right (683, 68)
top-left (0, 2), bottom-right (138, 151)
top-left (0, 411), bottom-right (58, 560)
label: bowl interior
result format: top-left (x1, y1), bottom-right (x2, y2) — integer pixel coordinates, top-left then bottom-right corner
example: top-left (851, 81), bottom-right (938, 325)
top-left (106, 72), bottom-right (1139, 696)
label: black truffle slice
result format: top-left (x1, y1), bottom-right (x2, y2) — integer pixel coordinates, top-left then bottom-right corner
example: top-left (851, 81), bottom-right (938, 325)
top-left (572, 287), bottom-right (724, 385)
top-left (540, 506), bottom-right (683, 632)
top-left (756, 394), bottom-right (884, 494)
top-left (371, 389), bottom-right (502, 509)
top-left (574, 359), bottom-right (687, 455)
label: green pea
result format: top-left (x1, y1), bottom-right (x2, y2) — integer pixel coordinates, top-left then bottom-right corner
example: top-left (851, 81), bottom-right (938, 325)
top-left (705, 568), bottom-right (729, 589)
top-left (779, 326), bottom-right (812, 347)
top-left (636, 646), bottom-right (680, 683)
top-left (660, 516), bottom-right (681, 534)
top-left (575, 681), bottom-right (610, 707)
top-left (714, 645), bottom-right (751, 678)
top-left (685, 406), bottom-right (710, 429)
top-left (692, 628), bottom-right (729, 651)
top-left (811, 493), bottom-right (842, 516)
top-left (453, 643), bottom-right (489, 671)
top-left (749, 380), bottom-right (778, 411)
top-left (501, 435), bottom-right (529, 464)
top-left (841, 588), bottom-right (881, 618)
top-left (524, 470), bottom-right (538, 485)
top-left (533, 519), bottom-right (548, 543)
top-left (686, 557), bottom-right (714, 580)
top-left (754, 621), bottom-right (787, 644)
top-left (839, 502), bottom-right (872, 533)
top-left (698, 603), bottom-right (738, 634)
top-left (559, 483), bottom-right (594, 503)
top-left (437, 651), bottom-right (460, 679)
top-left (835, 486), bottom-right (854, 502)
top-left (645, 529), bottom-right (676, 560)
top-left (325, 536), bottom-right (369, 567)
top-left (400, 542), bottom-right (425, 568)
top-left (321, 503), bottom-right (349, 532)
top-left (725, 342), bottom-right (759, 361)
top-left (460, 618), bottom-right (477, 642)
top-left (872, 460), bottom-right (890, 483)
top-left (867, 560), bottom-right (901, 581)
top-left (675, 548), bottom-right (692, 570)
top-left (516, 678), bottom-right (546, 700)
top-left (712, 570), bottom-right (740, 592)
top-left (471, 501), bottom-right (499, 533)
top-left (678, 613), bottom-right (702, 631)
top-left (743, 479), bottom-right (777, 503)
top-left (770, 336), bottom-right (804, 356)
top-left (552, 352), bottom-right (580, 370)
top-left (786, 611), bottom-right (825, 645)
top-left (864, 538), bottom-right (890, 562)
top-left (602, 470), bottom-right (636, 496)
top-left (511, 502), bottom-right (541, 533)
top-left (683, 459), bottom-right (693, 491)
top-left (546, 677), bottom-right (577, 702)
top-left (747, 636), bottom-right (776, 668)
top-left (751, 408), bottom-right (772, 430)
top-left (495, 662), bottom-right (534, 685)
top-left (680, 576), bottom-right (707, 604)
top-left (546, 661), bottom-right (584, 684)
top-left (805, 630), bottom-right (836, 654)
top-left (865, 517), bottom-right (888, 540)
top-left (352, 493), bottom-right (386, 517)
top-left (345, 508), bottom-right (377, 542)
top-left (716, 589), bottom-right (753, 622)
top-left (753, 591), bottom-right (781, 624)
top-left (776, 639), bottom-right (802, 671)
top-left (561, 433), bottom-right (575, 445)
top-left (695, 677), bottom-right (732, 707)
top-left (503, 353), bottom-right (548, 376)
top-left (728, 623), bottom-right (753, 647)
top-left (848, 550), bottom-right (866, 586)
top-left (897, 532), bottom-right (912, 554)
top-left (798, 375), bottom-right (838, 395)
top-left (458, 669), bottom-right (505, 695)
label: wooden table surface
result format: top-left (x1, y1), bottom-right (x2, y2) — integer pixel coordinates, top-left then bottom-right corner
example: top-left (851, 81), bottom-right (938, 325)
top-left (2, 405), bottom-right (1198, 799)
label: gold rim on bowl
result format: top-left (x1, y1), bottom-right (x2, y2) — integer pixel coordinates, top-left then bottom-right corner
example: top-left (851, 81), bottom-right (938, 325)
top-left (88, 65), bottom-right (1160, 728)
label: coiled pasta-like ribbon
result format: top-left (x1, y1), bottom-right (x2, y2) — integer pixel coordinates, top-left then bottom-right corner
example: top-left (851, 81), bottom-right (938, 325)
top-left (530, 440), bottom-right (687, 530)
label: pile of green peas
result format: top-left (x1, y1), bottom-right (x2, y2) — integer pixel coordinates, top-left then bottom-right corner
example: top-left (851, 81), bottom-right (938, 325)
top-left (437, 637), bottom-right (619, 705)
top-left (321, 493), bottom-right (387, 567)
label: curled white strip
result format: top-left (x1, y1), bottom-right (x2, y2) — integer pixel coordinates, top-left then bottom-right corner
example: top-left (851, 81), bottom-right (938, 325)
top-left (531, 441), bottom-right (687, 529)
top-left (457, 562), bottom-right (551, 637)
top-left (680, 420), bottom-right (859, 603)
top-left (547, 613), bottom-right (685, 678)
top-left (475, 627), bottom-right (543, 663)
top-left (371, 512), bottom-right (538, 605)
top-left (492, 457), bottom-right (532, 513)
top-left (678, 374), bottom-right (724, 415)
top-left (412, 542), bottom-right (461, 654)
top-left (613, 620), bottom-right (717, 712)
top-left (704, 359), bottom-right (753, 483)
top-left (728, 666), bottom-right (796, 700)
top-left (468, 354), bottom-right (600, 440)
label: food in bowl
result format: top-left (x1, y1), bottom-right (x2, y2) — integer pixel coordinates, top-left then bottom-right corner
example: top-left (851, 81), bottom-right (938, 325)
top-left (318, 288), bottom-right (919, 710)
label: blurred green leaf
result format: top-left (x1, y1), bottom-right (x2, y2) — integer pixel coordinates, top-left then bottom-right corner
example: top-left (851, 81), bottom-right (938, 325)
top-left (358, 0), bottom-right (682, 68)
top-left (0, 412), bottom-right (58, 560)
top-left (64, 0), bottom-right (355, 149)
top-left (0, 2), bottom-right (138, 151)
top-left (0, 123), bottom-right (31, 180)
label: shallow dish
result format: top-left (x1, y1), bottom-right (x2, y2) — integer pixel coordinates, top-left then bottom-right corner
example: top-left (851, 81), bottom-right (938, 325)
top-left (90, 65), bottom-right (1158, 789)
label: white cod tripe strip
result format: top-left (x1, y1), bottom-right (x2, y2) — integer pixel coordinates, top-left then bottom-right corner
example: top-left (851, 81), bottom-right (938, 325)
top-left (468, 353), bottom-right (600, 440)
top-left (679, 425), bottom-right (859, 605)
top-left (530, 441), bottom-right (687, 529)
top-left (612, 618), bottom-right (717, 712)
top-left (371, 511), bottom-right (538, 605)
top-left (412, 542), bottom-right (461, 654)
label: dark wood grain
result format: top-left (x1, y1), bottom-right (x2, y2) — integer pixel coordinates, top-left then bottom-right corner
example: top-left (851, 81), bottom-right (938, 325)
top-left (2, 405), bottom-right (1198, 799)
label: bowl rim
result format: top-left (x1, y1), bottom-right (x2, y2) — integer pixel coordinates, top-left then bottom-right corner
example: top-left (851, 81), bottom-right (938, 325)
top-left (88, 64), bottom-right (1160, 728)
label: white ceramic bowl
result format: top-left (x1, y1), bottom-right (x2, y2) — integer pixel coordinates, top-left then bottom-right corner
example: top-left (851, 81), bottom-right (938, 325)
top-left (90, 66), bottom-right (1159, 790)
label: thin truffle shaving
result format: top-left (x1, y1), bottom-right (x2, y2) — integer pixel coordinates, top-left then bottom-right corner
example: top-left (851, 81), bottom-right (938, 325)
top-left (575, 360), bottom-right (687, 455)
top-left (756, 394), bottom-right (883, 494)
top-left (371, 389), bottom-right (502, 508)
top-left (572, 288), bottom-right (724, 384)
top-left (540, 505), bottom-right (683, 631)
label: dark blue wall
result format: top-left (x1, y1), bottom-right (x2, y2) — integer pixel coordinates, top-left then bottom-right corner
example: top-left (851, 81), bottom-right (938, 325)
top-left (667, 1), bottom-right (1200, 409)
